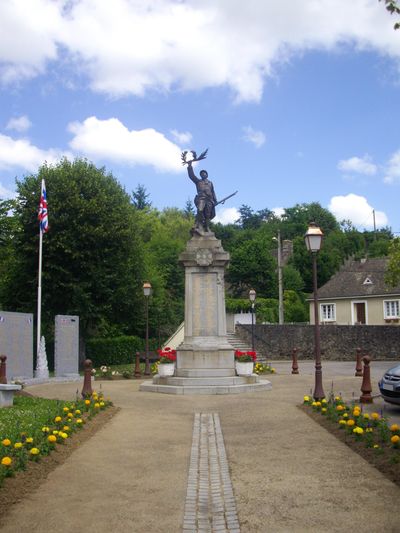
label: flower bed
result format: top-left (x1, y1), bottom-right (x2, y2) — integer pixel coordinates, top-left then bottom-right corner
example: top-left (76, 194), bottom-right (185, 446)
top-left (301, 395), bottom-right (400, 487)
top-left (0, 392), bottom-right (113, 488)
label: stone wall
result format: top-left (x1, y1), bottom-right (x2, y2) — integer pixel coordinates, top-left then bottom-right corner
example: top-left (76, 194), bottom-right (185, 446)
top-left (236, 324), bottom-right (399, 361)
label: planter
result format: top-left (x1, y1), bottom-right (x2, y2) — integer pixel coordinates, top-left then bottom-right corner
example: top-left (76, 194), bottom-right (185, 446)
top-left (235, 361), bottom-right (254, 376)
top-left (158, 363), bottom-right (175, 377)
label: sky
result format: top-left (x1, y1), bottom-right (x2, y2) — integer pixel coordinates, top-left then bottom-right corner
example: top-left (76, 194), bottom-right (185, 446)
top-left (1, 0), bottom-right (400, 233)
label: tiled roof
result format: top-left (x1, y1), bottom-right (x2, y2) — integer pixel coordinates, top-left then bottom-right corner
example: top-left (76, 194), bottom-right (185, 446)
top-left (316, 258), bottom-right (400, 299)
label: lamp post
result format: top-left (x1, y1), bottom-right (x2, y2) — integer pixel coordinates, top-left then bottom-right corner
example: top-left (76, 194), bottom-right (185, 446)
top-left (304, 222), bottom-right (325, 400)
top-left (143, 281), bottom-right (152, 376)
top-left (273, 230), bottom-right (284, 325)
top-left (249, 289), bottom-right (256, 352)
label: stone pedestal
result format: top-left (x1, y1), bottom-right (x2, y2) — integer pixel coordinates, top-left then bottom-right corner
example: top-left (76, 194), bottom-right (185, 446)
top-left (140, 232), bottom-right (271, 394)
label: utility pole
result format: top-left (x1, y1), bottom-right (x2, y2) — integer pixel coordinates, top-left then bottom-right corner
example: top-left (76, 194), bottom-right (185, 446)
top-left (277, 230), bottom-right (284, 325)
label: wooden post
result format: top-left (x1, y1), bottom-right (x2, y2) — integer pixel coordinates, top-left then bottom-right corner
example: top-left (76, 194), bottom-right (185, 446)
top-left (360, 355), bottom-right (373, 404)
top-left (355, 347), bottom-right (363, 377)
top-left (134, 351), bottom-right (142, 379)
top-left (0, 355), bottom-right (7, 384)
top-left (81, 359), bottom-right (93, 398)
top-left (291, 348), bottom-right (299, 374)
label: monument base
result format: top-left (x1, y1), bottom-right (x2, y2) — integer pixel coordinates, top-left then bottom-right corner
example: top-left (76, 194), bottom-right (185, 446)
top-left (139, 375), bottom-right (272, 395)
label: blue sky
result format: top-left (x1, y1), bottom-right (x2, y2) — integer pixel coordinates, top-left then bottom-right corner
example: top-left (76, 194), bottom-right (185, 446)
top-left (1, 0), bottom-right (400, 232)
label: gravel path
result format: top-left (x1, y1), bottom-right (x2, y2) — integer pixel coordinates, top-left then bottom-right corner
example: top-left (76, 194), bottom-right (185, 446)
top-left (0, 364), bottom-right (399, 532)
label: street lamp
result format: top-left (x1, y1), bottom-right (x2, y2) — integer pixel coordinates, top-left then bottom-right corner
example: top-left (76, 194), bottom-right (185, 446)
top-left (273, 230), bottom-right (284, 325)
top-left (143, 282), bottom-right (152, 376)
top-left (249, 289), bottom-right (256, 352)
top-left (304, 222), bottom-right (325, 400)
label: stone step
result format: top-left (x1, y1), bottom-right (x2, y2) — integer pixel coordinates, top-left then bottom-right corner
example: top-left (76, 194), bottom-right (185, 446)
top-left (139, 379), bottom-right (272, 395)
top-left (153, 375), bottom-right (258, 386)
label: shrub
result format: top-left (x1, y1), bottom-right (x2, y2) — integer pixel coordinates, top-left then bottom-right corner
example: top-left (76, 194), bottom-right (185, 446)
top-left (86, 336), bottom-right (145, 366)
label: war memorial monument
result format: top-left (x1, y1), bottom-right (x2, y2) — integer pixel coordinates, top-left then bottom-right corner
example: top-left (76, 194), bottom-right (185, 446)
top-left (141, 150), bottom-right (271, 394)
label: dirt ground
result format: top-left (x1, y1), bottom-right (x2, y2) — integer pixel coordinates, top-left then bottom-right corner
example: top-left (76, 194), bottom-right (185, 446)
top-left (0, 368), bottom-right (399, 533)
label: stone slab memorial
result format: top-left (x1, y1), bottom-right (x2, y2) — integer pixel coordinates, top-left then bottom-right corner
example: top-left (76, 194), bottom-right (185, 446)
top-left (141, 149), bottom-right (271, 395)
top-left (54, 315), bottom-right (80, 378)
top-left (0, 311), bottom-right (33, 381)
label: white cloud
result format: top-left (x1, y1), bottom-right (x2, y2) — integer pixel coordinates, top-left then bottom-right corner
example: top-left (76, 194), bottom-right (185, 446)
top-left (337, 155), bottom-right (377, 175)
top-left (5, 115), bottom-right (32, 132)
top-left (328, 193), bottom-right (388, 228)
top-left (0, 182), bottom-right (16, 199)
top-left (1, 1), bottom-right (399, 102)
top-left (170, 129), bottom-right (192, 145)
top-left (214, 206), bottom-right (240, 225)
top-left (272, 207), bottom-right (285, 218)
top-left (68, 116), bottom-right (182, 172)
top-left (383, 149), bottom-right (400, 184)
top-left (242, 126), bottom-right (266, 148)
top-left (0, 133), bottom-right (66, 171)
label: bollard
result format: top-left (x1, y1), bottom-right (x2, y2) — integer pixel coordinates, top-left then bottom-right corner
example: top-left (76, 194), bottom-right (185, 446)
top-left (360, 355), bottom-right (373, 404)
top-left (81, 359), bottom-right (93, 398)
top-left (355, 347), bottom-right (363, 377)
top-left (134, 351), bottom-right (142, 379)
top-left (0, 355), bottom-right (7, 384)
top-left (291, 348), bottom-right (299, 374)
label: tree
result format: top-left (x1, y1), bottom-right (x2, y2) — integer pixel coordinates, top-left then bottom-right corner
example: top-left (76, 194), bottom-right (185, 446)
top-left (2, 158), bottom-right (145, 345)
top-left (386, 237), bottom-right (400, 286)
top-left (183, 198), bottom-right (195, 219)
top-left (380, 0), bottom-right (400, 29)
top-left (0, 199), bottom-right (20, 306)
top-left (132, 183), bottom-right (151, 210)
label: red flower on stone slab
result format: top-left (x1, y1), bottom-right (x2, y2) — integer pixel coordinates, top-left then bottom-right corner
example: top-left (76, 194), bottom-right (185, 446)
top-left (234, 350), bottom-right (257, 362)
top-left (157, 347), bottom-right (177, 364)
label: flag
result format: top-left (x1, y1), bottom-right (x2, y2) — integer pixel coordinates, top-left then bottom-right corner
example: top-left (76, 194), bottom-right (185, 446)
top-left (38, 179), bottom-right (49, 233)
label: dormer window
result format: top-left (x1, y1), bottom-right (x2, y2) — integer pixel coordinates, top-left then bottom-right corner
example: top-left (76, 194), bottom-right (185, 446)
top-left (363, 277), bottom-right (373, 285)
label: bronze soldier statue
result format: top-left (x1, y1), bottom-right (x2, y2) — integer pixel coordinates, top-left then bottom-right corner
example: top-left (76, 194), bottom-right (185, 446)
top-left (186, 160), bottom-right (217, 233)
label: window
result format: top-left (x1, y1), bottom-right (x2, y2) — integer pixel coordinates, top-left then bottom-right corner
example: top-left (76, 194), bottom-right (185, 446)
top-left (320, 303), bottom-right (336, 322)
top-left (384, 300), bottom-right (400, 319)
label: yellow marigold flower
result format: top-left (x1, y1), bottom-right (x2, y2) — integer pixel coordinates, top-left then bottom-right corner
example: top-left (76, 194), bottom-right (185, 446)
top-left (75, 410), bottom-right (81, 415)
top-left (311, 401), bottom-right (317, 407)
top-left (60, 432), bottom-right (68, 439)
top-left (42, 426), bottom-right (50, 433)
top-left (84, 400), bottom-right (90, 406)
top-left (334, 396), bottom-right (341, 401)
top-left (391, 435), bottom-right (400, 444)
top-left (1, 456), bottom-right (12, 466)
top-left (94, 402), bottom-right (100, 409)
top-left (14, 442), bottom-right (23, 449)
top-left (339, 420), bottom-right (346, 425)
top-left (315, 401), bottom-right (321, 407)
top-left (353, 408), bottom-right (361, 416)
top-left (52, 430), bottom-right (59, 435)
top-left (371, 412), bottom-right (380, 420)
top-left (2, 439), bottom-right (11, 447)
top-left (353, 427), bottom-right (364, 435)
top-left (321, 408), bottom-right (327, 413)
top-left (63, 426), bottom-right (70, 431)
top-left (76, 419), bottom-right (83, 424)
top-left (99, 401), bottom-right (105, 407)
top-left (321, 399), bottom-right (327, 404)
top-left (390, 424), bottom-right (399, 432)
top-left (347, 419), bottom-right (355, 427)
top-left (303, 395), bottom-right (310, 402)
top-left (67, 413), bottom-right (73, 419)
top-left (363, 413), bottom-right (370, 419)
top-left (54, 416), bottom-right (62, 423)
top-left (26, 437), bottom-right (33, 443)
top-left (366, 428), bottom-right (373, 433)
top-left (336, 405), bottom-right (344, 412)
top-left (373, 444), bottom-right (379, 449)
top-left (342, 413), bottom-right (349, 418)
top-left (63, 407), bottom-right (69, 412)
top-left (30, 448), bottom-right (40, 455)
top-left (271, 368), bottom-right (276, 373)
top-left (47, 435), bottom-right (57, 443)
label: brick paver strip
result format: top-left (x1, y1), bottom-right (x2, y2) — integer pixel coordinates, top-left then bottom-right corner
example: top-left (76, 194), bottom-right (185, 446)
top-left (183, 413), bottom-right (240, 533)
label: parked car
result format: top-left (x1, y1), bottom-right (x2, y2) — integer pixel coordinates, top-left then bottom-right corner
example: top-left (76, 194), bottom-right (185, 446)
top-left (379, 364), bottom-right (400, 405)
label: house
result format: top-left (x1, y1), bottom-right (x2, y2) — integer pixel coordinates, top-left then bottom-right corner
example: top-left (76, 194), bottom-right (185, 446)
top-left (309, 258), bottom-right (400, 325)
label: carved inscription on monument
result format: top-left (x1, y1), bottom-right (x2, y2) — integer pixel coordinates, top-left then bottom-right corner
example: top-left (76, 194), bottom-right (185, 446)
top-left (191, 273), bottom-right (218, 336)
top-left (0, 311), bottom-right (33, 379)
top-left (54, 315), bottom-right (79, 376)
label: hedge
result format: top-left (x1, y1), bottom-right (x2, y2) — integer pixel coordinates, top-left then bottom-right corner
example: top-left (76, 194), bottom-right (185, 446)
top-left (86, 335), bottom-right (145, 366)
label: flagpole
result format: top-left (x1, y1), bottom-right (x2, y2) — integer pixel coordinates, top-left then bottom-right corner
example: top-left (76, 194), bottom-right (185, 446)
top-left (37, 180), bottom-right (44, 358)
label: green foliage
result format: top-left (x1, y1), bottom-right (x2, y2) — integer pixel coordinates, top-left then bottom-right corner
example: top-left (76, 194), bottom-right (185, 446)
top-left (380, 0), bottom-right (400, 29)
top-left (386, 237), bottom-right (400, 287)
top-left (86, 335), bottom-right (145, 366)
top-left (131, 183), bottom-right (151, 210)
